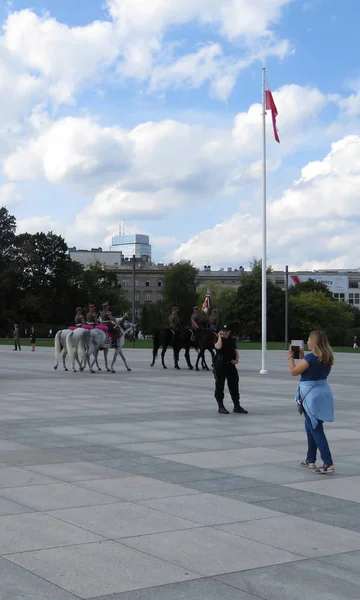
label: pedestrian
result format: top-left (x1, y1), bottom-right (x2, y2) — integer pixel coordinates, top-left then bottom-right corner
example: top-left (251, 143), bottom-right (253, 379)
top-left (30, 327), bottom-right (36, 351)
top-left (13, 324), bottom-right (21, 351)
top-left (288, 330), bottom-right (335, 474)
top-left (353, 335), bottom-right (358, 350)
top-left (213, 325), bottom-right (248, 415)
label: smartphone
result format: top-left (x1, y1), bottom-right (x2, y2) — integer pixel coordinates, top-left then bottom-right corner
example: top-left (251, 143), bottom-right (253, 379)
top-left (291, 340), bottom-right (304, 360)
top-left (291, 345), bottom-right (300, 360)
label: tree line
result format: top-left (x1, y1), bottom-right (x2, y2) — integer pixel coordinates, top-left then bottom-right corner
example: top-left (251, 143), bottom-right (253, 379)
top-left (2, 206), bottom-right (359, 345)
top-left (141, 260), bottom-right (360, 346)
top-left (0, 207), bottom-right (130, 336)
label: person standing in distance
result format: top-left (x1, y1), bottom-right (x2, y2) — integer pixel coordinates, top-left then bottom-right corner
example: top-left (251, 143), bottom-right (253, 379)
top-left (13, 324), bottom-right (21, 351)
top-left (213, 325), bottom-right (248, 415)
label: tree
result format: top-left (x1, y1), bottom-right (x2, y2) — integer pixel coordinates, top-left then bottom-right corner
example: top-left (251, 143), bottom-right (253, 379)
top-left (0, 207), bottom-right (16, 271)
top-left (289, 278), bottom-right (334, 300)
top-left (232, 260), bottom-right (285, 341)
top-left (81, 263), bottom-right (130, 317)
top-left (140, 301), bottom-right (165, 336)
top-left (289, 291), bottom-right (355, 342)
top-left (163, 261), bottom-right (198, 323)
top-left (197, 283), bottom-right (237, 325)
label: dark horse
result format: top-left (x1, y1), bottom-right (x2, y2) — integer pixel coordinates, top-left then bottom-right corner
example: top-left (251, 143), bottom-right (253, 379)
top-left (194, 329), bottom-right (217, 371)
top-left (151, 327), bottom-right (196, 370)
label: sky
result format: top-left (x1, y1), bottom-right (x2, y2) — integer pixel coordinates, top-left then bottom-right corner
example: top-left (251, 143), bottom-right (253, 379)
top-left (1, 0), bottom-right (360, 270)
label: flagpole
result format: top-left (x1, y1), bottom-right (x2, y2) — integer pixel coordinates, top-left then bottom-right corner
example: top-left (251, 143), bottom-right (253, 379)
top-left (260, 67), bottom-right (268, 375)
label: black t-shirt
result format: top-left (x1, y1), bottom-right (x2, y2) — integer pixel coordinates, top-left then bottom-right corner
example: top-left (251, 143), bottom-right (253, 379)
top-left (216, 336), bottom-right (237, 363)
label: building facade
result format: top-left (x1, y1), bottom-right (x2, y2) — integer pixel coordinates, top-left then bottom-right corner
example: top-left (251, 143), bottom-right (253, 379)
top-left (111, 234), bottom-right (152, 263)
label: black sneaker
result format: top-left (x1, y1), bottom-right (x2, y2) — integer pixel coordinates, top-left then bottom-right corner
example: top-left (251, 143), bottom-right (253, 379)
top-left (218, 406), bottom-right (230, 414)
top-left (233, 406), bottom-right (248, 414)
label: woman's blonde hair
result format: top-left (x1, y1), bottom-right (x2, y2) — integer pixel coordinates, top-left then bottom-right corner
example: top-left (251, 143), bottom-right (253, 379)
top-left (309, 331), bottom-right (334, 367)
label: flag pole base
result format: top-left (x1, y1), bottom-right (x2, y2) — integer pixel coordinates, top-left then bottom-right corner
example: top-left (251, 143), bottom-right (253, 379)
top-left (260, 369), bottom-right (268, 375)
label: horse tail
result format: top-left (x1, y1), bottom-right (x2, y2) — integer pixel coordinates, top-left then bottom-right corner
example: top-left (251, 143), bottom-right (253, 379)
top-left (54, 331), bottom-right (62, 369)
top-left (66, 330), bottom-right (75, 363)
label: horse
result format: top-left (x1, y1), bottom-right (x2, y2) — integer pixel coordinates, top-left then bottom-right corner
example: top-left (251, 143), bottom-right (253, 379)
top-left (151, 327), bottom-right (198, 370)
top-left (68, 319), bottom-right (135, 374)
top-left (194, 329), bottom-right (217, 371)
top-left (53, 328), bottom-right (85, 371)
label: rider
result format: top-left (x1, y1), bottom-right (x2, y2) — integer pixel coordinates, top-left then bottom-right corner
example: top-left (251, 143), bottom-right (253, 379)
top-left (190, 306), bottom-right (202, 342)
top-left (169, 307), bottom-right (181, 333)
top-left (86, 304), bottom-right (100, 326)
top-left (208, 309), bottom-right (219, 332)
top-left (74, 307), bottom-right (86, 327)
top-left (100, 302), bottom-right (120, 348)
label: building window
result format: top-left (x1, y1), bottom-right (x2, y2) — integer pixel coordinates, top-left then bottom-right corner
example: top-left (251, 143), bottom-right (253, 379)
top-left (275, 278), bottom-right (285, 285)
top-left (157, 293), bottom-right (163, 301)
top-left (146, 279), bottom-right (150, 287)
top-left (333, 293), bottom-right (339, 300)
top-left (339, 293), bottom-right (345, 299)
top-left (145, 293), bottom-right (151, 302)
top-left (349, 294), bottom-right (354, 299)
top-left (135, 279), bottom-right (139, 287)
top-left (135, 308), bottom-right (140, 317)
top-left (135, 293), bottom-right (140, 302)
top-left (158, 280), bottom-right (162, 287)
top-left (355, 298), bottom-right (360, 305)
top-left (349, 299), bottom-right (354, 305)
top-left (122, 280), bottom-right (127, 287)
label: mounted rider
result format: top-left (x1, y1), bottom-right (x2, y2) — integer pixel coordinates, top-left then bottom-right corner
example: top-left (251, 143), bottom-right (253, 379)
top-left (86, 304), bottom-right (100, 326)
top-left (208, 309), bottom-right (219, 332)
top-left (74, 307), bottom-right (86, 327)
top-left (190, 306), bottom-right (202, 342)
top-left (100, 302), bottom-right (120, 348)
top-left (169, 307), bottom-right (181, 333)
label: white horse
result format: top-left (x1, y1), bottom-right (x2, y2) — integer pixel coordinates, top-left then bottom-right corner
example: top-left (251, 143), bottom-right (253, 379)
top-left (54, 328), bottom-right (88, 372)
top-left (67, 319), bottom-right (135, 374)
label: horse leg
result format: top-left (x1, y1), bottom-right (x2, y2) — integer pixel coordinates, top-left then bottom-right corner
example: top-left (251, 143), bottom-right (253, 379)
top-left (119, 345), bottom-right (131, 372)
top-left (161, 345), bottom-right (168, 369)
top-left (195, 349), bottom-right (203, 371)
top-left (184, 346), bottom-right (193, 370)
top-left (110, 347), bottom-right (120, 373)
top-left (202, 350), bottom-right (210, 371)
top-left (103, 349), bottom-right (111, 372)
top-left (173, 346), bottom-right (180, 370)
top-left (151, 342), bottom-right (159, 367)
top-left (63, 348), bottom-right (69, 372)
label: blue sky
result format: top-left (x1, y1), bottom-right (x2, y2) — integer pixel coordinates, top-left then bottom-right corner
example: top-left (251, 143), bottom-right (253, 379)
top-left (1, 0), bottom-right (360, 269)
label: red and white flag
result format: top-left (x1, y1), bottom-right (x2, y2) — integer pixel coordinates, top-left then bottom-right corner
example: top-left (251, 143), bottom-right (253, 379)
top-left (201, 291), bottom-right (211, 313)
top-left (265, 88), bottom-right (280, 143)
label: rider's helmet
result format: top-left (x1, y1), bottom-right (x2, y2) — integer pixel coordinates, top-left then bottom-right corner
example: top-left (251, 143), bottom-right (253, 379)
top-left (76, 307), bottom-right (82, 312)
top-left (89, 304), bottom-right (96, 310)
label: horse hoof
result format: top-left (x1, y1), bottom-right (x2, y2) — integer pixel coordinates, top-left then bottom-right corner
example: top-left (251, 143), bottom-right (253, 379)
top-left (189, 366), bottom-right (194, 371)
top-left (90, 370), bottom-right (95, 374)
top-left (195, 367), bottom-right (200, 372)
top-left (64, 368), bottom-right (68, 372)
top-left (163, 366), bottom-right (167, 370)
top-left (150, 363), bottom-right (154, 368)
top-left (73, 369), bottom-right (77, 373)
top-left (127, 368), bottom-right (132, 372)
top-left (111, 370), bottom-right (116, 374)
top-left (107, 369), bottom-right (111, 373)
top-left (53, 366), bottom-right (58, 370)
top-left (175, 366), bottom-right (180, 370)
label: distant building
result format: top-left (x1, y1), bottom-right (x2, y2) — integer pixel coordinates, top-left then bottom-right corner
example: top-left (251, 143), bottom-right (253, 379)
top-left (68, 247), bottom-right (123, 268)
top-left (111, 234), bottom-right (151, 263)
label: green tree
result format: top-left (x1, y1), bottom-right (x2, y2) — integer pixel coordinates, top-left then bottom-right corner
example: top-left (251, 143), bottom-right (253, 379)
top-left (289, 278), bottom-right (334, 300)
top-left (140, 301), bottom-right (165, 336)
top-left (163, 261), bottom-right (198, 323)
top-left (232, 260), bottom-right (285, 341)
top-left (289, 291), bottom-right (355, 342)
top-left (82, 263), bottom-right (130, 317)
top-left (0, 207), bottom-right (16, 271)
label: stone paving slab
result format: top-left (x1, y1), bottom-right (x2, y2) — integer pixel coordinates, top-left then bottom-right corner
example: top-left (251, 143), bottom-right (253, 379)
top-left (0, 346), bottom-right (360, 599)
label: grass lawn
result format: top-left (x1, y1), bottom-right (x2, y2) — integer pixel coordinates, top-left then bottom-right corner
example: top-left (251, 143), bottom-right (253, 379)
top-left (0, 338), bottom-right (356, 353)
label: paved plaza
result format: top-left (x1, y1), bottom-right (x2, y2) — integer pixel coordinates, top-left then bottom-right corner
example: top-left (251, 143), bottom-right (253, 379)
top-left (0, 345), bottom-right (360, 599)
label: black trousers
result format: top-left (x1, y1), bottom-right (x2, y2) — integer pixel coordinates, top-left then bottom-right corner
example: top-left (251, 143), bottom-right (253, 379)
top-left (213, 359), bottom-right (240, 407)
top-left (14, 340), bottom-right (21, 350)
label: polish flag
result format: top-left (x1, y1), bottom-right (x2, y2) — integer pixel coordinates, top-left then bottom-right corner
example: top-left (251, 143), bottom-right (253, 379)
top-left (265, 89), bottom-right (280, 143)
top-left (201, 291), bottom-right (211, 313)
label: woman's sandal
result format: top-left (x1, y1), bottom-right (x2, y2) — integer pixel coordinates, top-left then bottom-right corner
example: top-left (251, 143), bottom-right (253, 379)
top-left (313, 464), bottom-right (335, 475)
top-left (300, 460), bottom-right (316, 469)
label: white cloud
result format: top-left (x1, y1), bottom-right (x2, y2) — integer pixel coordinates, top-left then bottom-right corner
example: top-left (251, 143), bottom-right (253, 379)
top-left (0, 183), bottom-right (22, 206)
top-left (3, 10), bottom-right (119, 104)
top-left (16, 215), bottom-right (61, 235)
top-left (172, 135), bottom-right (360, 269)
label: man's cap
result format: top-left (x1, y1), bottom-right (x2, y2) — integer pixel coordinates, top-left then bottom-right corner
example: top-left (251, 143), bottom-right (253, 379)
top-left (172, 307), bottom-right (178, 311)
top-left (212, 309), bottom-right (217, 313)
top-left (193, 306), bottom-right (199, 310)
top-left (76, 307), bottom-right (82, 311)
top-left (89, 304), bottom-right (95, 309)
top-left (102, 302), bottom-right (109, 307)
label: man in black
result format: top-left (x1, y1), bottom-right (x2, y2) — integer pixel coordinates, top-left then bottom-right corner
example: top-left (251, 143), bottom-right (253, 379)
top-left (213, 325), bottom-right (248, 415)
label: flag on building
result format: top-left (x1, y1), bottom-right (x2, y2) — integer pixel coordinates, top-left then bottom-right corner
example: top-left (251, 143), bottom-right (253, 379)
top-left (202, 290), bottom-right (211, 313)
top-left (265, 88), bottom-right (280, 143)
